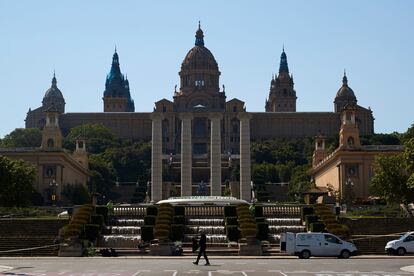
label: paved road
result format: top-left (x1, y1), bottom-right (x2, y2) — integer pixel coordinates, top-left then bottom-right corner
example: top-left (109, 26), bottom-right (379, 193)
top-left (1, 257), bottom-right (414, 276)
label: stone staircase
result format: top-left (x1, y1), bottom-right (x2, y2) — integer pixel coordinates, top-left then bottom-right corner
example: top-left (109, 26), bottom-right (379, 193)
top-left (0, 219), bottom-right (67, 256)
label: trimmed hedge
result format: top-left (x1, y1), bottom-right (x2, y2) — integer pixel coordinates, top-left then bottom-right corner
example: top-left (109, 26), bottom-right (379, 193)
top-left (146, 206), bottom-right (158, 216)
top-left (305, 215), bottom-right (319, 226)
top-left (256, 222), bottom-right (269, 240)
top-left (154, 229), bottom-right (169, 239)
top-left (144, 215), bottom-right (156, 226)
top-left (95, 206), bottom-right (108, 224)
top-left (301, 206), bottom-right (314, 220)
top-left (255, 217), bottom-right (265, 223)
top-left (226, 225), bottom-right (240, 242)
top-left (174, 206), bottom-right (185, 216)
top-left (224, 206), bottom-right (237, 217)
top-left (84, 224), bottom-right (100, 242)
top-left (170, 224), bottom-right (185, 241)
top-left (226, 216), bottom-right (238, 226)
top-left (141, 225), bottom-right (154, 241)
top-left (310, 221), bottom-right (325, 232)
top-left (173, 215), bottom-right (185, 225)
top-left (254, 206), bottom-right (263, 217)
top-left (90, 214), bottom-right (104, 230)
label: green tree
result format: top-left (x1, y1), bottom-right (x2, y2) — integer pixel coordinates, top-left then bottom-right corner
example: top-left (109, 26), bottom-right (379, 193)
top-left (287, 164), bottom-right (312, 202)
top-left (63, 123), bottom-right (118, 154)
top-left (370, 154), bottom-right (413, 204)
top-left (62, 183), bottom-right (90, 205)
top-left (0, 128), bottom-right (42, 148)
top-left (0, 156), bottom-right (36, 207)
top-left (88, 154), bottom-right (117, 200)
top-left (403, 138), bottom-right (414, 189)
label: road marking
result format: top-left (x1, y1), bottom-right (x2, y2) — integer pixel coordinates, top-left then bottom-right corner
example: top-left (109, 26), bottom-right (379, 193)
top-left (0, 265), bottom-right (13, 273)
top-left (131, 271), bottom-right (141, 276)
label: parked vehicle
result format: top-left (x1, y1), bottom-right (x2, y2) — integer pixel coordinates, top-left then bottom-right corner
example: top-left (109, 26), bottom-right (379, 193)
top-left (280, 232), bottom-right (358, 259)
top-left (385, 231), bottom-right (414, 256)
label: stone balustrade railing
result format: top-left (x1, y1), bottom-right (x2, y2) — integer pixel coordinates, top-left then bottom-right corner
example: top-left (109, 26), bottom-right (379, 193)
top-left (113, 206), bottom-right (146, 217)
top-left (185, 205), bottom-right (224, 217)
top-left (261, 204), bottom-right (304, 217)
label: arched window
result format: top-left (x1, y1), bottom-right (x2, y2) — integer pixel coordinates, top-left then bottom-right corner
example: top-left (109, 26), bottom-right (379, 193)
top-left (47, 138), bottom-right (54, 149)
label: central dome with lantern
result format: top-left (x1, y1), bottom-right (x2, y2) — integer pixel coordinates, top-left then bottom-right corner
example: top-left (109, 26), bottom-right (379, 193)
top-left (174, 22), bottom-right (226, 112)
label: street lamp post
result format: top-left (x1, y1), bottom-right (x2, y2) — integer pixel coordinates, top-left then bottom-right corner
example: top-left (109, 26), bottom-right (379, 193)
top-left (344, 178), bottom-right (354, 209)
top-left (49, 179), bottom-right (58, 205)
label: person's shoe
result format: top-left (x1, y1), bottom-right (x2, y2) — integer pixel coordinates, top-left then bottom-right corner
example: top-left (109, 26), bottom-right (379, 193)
top-left (205, 263), bottom-right (210, 266)
top-left (193, 262), bottom-right (198, 265)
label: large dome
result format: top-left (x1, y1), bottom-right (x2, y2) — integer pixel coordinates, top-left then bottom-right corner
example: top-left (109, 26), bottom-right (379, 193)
top-left (43, 75), bottom-right (64, 100)
top-left (182, 46), bottom-right (218, 70)
top-left (43, 74), bottom-right (64, 103)
top-left (181, 24), bottom-right (218, 71)
top-left (335, 74), bottom-right (356, 100)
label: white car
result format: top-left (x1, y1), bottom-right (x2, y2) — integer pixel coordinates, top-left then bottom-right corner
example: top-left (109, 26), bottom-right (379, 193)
top-left (385, 232), bottom-right (414, 256)
top-left (281, 232), bottom-right (358, 259)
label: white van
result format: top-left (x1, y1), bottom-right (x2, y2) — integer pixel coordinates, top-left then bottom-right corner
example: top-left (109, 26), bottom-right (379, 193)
top-left (281, 232), bottom-right (358, 259)
top-left (385, 231), bottom-right (414, 255)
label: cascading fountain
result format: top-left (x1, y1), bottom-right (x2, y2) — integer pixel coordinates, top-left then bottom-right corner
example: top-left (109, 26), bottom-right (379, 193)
top-left (100, 218), bottom-right (144, 248)
top-left (185, 218), bottom-right (227, 244)
top-left (266, 217), bottom-right (305, 244)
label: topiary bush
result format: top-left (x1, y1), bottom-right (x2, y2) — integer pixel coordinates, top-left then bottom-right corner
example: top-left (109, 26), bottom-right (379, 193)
top-left (256, 222), bottom-right (269, 240)
top-left (146, 206), bottom-right (158, 216)
top-left (144, 215), bottom-right (156, 226)
top-left (226, 225), bottom-right (240, 241)
top-left (154, 229), bottom-right (169, 240)
top-left (241, 227), bottom-right (257, 238)
top-left (141, 225), bottom-right (154, 242)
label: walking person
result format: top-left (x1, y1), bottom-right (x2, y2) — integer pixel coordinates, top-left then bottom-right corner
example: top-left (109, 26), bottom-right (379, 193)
top-left (193, 233), bottom-right (210, 265)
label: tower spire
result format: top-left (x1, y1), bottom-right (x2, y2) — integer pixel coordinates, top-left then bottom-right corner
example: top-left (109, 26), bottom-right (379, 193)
top-left (195, 21), bottom-right (204, 47)
top-left (279, 48), bottom-right (289, 74)
top-left (52, 71), bottom-right (57, 87)
top-left (343, 69), bottom-right (348, 86)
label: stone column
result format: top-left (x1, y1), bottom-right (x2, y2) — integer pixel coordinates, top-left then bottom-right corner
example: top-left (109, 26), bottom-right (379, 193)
top-left (151, 112), bottom-right (163, 202)
top-left (180, 113), bottom-right (193, 196)
top-left (238, 112), bottom-right (252, 201)
top-left (210, 113), bottom-right (222, 196)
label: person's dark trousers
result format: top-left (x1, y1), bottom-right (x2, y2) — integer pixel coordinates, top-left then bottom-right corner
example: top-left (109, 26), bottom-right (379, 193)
top-left (194, 247), bottom-right (209, 265)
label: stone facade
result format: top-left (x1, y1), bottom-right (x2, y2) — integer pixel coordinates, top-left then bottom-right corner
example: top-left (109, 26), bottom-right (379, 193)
top-left (310, 106), bottom-right (402, 201)
top-left (1, 111), bottom-right (90, 202)
top-left (23, 24), bottom-right (376, 201)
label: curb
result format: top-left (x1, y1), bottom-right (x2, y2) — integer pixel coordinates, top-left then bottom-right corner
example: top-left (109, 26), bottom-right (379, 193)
top-left (0, 255), bottom-right (413, 260)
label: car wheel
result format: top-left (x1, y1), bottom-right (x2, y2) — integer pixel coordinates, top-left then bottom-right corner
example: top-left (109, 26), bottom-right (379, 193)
top-left (397, 247), bottom-right (406, 256)
top-left (339, 249), bottom-right (350, 259)
top-left (300, 250), bottom-right (311, 259)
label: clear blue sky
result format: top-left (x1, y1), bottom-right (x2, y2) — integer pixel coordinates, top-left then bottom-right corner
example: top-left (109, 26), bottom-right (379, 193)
top-left (0, 0), bottom-right (413, 138)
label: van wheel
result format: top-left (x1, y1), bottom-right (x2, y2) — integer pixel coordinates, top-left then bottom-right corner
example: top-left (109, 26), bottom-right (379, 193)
top-left (339, 249), bottom-right (350, 259)
top-left (397, 247), bottom-right (406, 256)
top-left (300, 250), bottom-right (311, 259)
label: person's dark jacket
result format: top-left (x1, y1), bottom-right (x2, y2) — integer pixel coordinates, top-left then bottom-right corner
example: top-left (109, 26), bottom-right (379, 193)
top-left (199, 233), bottom-right (207, 250)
